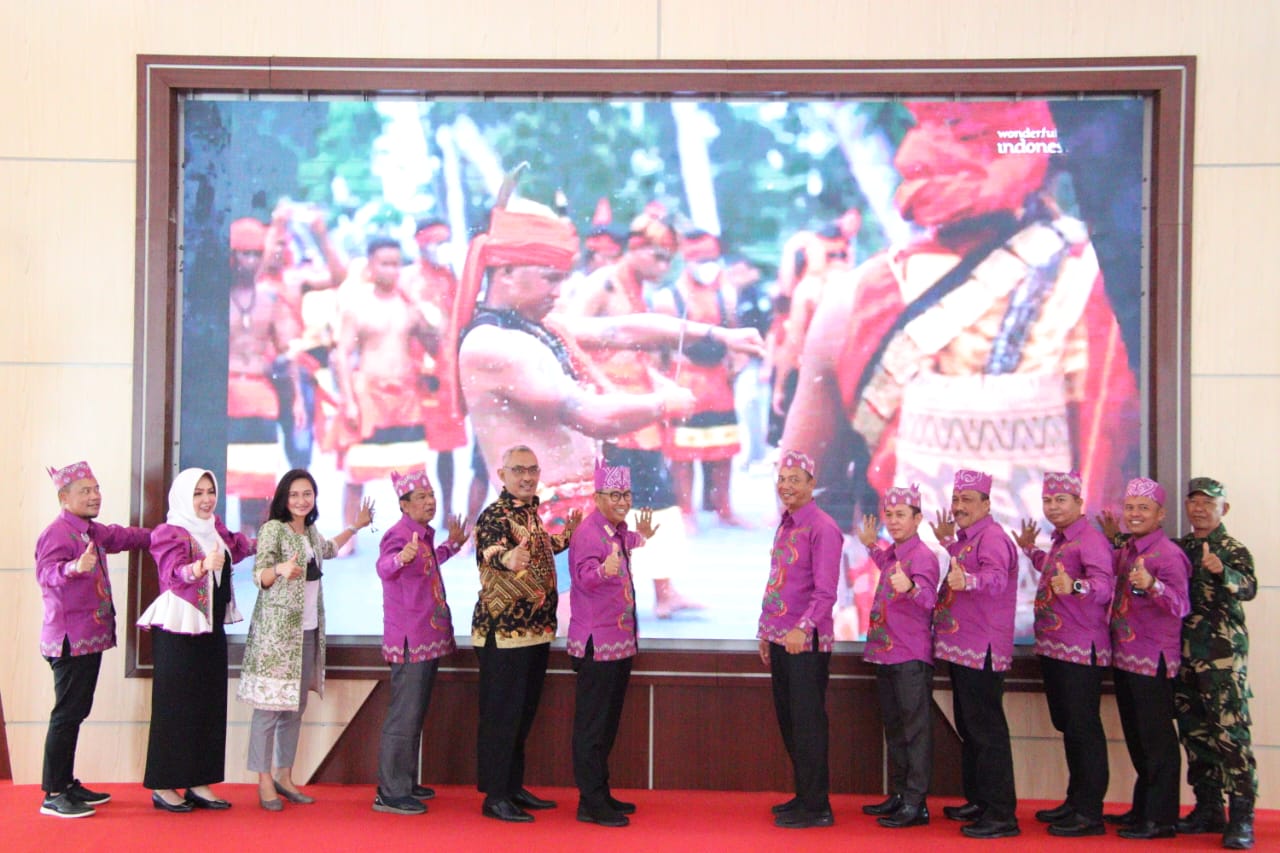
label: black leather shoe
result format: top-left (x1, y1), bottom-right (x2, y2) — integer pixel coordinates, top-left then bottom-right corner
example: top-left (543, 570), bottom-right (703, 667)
top-left (1035, 801), bottom-right (1074, 823)
top-left (878, 801), bottom-right (929, 828)
top-left (577, 802), bottom-right (629, 827)
top-left (961, 817), bottom-right (1020, 839)
top-left (607, 794), bottom-right (636, 815)
top-left (512, 788), bottom-right (557, 810)
top-left (152, 792), bottom-right (193, 813)
top-left (1176, 804), bottom-right (1225, 834)
top-left (943, 802), bottom-right (984, 822)
top-left (775, 807), bottom-right (834, 829)
top-left (184, 789), bottom-right (232, 810)
top-left (1117, 819), bottom-right (1175, 840)
top-left (1103, 808), bottom-right (1140, 827)
top-left (772, 796), bottom-right (801, 815)
top-left (482, 798), bottom-right (534, 822)
top-left (1047, 812), bottom-right (1104, 837)
top-left (863, 793), bottom-right (903, 816)
top-left (411, 784), bottom-right (436, 801)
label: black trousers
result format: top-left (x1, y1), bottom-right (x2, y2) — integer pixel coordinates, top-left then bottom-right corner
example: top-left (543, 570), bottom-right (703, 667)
top-left (875, 660), bottom-right (934, 806)
top-left (475, 635), bottom-right (549, 799)
top-left (1039, 654), bottom-right (1108, 821)
top-left (1114, 658), bottom-right (1180, 825)
top-left (42, 639), bottom-right (102, 794)
top-left (949, 656), bottom-right (1017, 821)
top-left (769, 642), bottom-right (831, 812)
top-left (572, 645), bottom-right (633, 806)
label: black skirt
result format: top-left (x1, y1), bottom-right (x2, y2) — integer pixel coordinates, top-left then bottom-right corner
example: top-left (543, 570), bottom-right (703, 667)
top-left (142, 570), bottom-right (231, 789)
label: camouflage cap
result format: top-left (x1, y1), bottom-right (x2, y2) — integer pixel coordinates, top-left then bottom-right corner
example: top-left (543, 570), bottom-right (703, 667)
top-left (1186, 476), bottom-right (1226, 499)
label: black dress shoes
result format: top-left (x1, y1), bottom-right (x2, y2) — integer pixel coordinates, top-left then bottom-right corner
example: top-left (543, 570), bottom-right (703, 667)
top-left (607, 794), bottom-right (637, 815)
top-left (943, 802), bottom-right (984, 822)
top-left (577, 802), bottom-right (630, 827)
top-left (411, 784), bottom-right (436, 800)
top-left (863, 793), bottom-right (903, 816)
top-left (1035, 801), bottom-right (1074, 823)
top-left (152, 792), bottom-right (193, 813)
top-left (775, 807), bottom-right (835, 829)
top-left (772, 796), bottom-right (801, 815)
top-left (1104, 808), bottom-right (1141, 827)
top-left (877, 801), bottom-right (929, 828)
top-left (512, 788), bottom-right (557, 810)
top-left (1047, 813), bottom-right (1105, 837)
top-left (1117, 819), bottom-right (1175, 840)
top-left (961, 817), bottom-right (1021, 839)
top-left (184, 789), bottom-right (231, 810)
top-left (482, 798), bottom-right (534, 822)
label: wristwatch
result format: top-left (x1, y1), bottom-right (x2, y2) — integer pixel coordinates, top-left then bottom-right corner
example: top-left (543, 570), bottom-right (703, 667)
top-left (1072, 579), bottom-right (1086, 595)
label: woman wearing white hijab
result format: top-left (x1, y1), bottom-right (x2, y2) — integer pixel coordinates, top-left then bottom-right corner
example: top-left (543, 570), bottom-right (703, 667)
top-left (138, 468), bottom-right (256, 811)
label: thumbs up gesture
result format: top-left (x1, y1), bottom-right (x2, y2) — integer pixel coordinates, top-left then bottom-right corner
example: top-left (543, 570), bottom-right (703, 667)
top-left (503, 535), bottom-right (532, 572)
top-left (946, 556), bottom-right (967, 591)
top-left (74, 541), bottom-right (97, 575)
top-left (277, 550), bottom-right (304, 581)
top-left (399, 531), bottom-right (420, 566)
top-left (1049, 560), bottom-right (1073, 596)
top-left (1129, 555), bottom-right (1153, 591)
top-left (888, 561), bottom-right (913, 595)
top-left (198, 545), bottom-right (225, 578)
top-left (602, 542), bottom-right (622, 578)
top-left (1200, 541), bottom-right (1223, 575)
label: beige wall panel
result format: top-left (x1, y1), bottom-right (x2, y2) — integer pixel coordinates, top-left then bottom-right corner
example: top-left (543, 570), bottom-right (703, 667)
top-left (1011, 737), bottom-right (1070, 799)
top-left (0, 161), bottom-right (136, 364)
top-left (1235, 587), bottom-right (1277, 746)
top-left (5, 722), bottom-right (150, 785)
top-left (1190, 167), bottom-right (1280, 376)
top-left (0, 365), bottom-right (135, 570)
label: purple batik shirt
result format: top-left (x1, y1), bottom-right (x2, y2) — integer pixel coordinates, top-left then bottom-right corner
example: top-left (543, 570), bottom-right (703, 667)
top-left (1109, 529), bottom-right (1191, 677)
top-left (1027, 516), bottom-right (1115, 666)
top-left (567, 509), bottom-right (645, 661)
top-left (145, 519), bottom-right (256, 630)
top-left (864, 533), bottom-right (941, 666)
top-left (35, 509), bottom-right (150, 658)
top-left (757, 500), bottom-right (842, 652)
top-left (376, 513), bottom-right (462, 663)
top-left (932, 514), bottom-right (1018, 672)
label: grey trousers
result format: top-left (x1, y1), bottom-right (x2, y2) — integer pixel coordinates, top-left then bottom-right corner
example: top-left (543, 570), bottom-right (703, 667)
top-left (247, 629), bottom-right (317, 773)
top-left (376, 658), bottom-right (439, 797)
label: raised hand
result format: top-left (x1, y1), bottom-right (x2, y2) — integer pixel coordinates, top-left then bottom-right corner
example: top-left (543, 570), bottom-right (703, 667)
top-left (602, 542), bottom-right (622, 578)
top-left (503, 535), bottom-right (532, 572)
top-left (635, 507), bottom-right (660, 539)
top-left (888, 562), bottom-right (913, 595)
top-left (856, 514), bottom-right (879, 549)
top-left (1013, 518), bottom-right (1039, 551)
top-left (399, 531), bottom-right (421, 565)
top-left (355, 497), bottom-right (375, 529)
top-left (75, 541), bottom-right (98, 575)
top-left (564, 508), bottom-right (584, 538)
top-left (446, 515), bottom-right (470, 547)
top-left (1095, 508), bottom-right (1121, 542)
top-left (1129, 555), bottom-right (1153, 591)
top-left (931, 510), bottom-right (956, 544)
top-left (1049, 560), bottom-right (1073, 596)
top-left (946, 556), bottom-right (967, 591)
top-left (1200, 541), bottom-right (1223, 575)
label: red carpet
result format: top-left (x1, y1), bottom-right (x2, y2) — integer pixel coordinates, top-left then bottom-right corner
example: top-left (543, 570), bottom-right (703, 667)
top-left (1, 782), bottom-right (1271, 851)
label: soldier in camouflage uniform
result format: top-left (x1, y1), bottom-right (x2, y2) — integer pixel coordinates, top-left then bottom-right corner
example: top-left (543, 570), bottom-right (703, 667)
top-left (1173, 477), bottom-right (1256, 850)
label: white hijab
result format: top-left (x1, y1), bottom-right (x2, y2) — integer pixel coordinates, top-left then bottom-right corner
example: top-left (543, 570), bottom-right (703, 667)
top-left (166, 468), bottom-right (224, 565)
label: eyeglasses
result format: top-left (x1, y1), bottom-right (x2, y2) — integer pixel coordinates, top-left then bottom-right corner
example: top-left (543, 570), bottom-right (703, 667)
top-left (598, 491), bottom-right (633, 503)
top-left (506, 465), bottom-right (540, 477)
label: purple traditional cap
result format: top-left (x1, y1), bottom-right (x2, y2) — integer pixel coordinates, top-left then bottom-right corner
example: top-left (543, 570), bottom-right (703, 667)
top-left (1125, 477), bottom-right (1167, 506)
top-left (390, 469), bottom-right (432, 498)
top-left (884, 483), bottom-right (922, 509)
top-left (953, 469), bottom-right (992, 495)
top-left (779, 449), bottom-right (816, 477)
top-left (1043, 471), bottom-right (1083, 497)
top-left (48, 461), bottom-right (95, 491)
top-left (594, 458), bottom-right (631, 492)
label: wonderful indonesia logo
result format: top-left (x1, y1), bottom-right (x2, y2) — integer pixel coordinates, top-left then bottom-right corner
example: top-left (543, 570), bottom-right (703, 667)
top-left (995, 126), bottom-right (1064, 155)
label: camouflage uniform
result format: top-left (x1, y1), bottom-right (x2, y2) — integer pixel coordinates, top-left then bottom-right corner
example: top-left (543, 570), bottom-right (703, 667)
top-left (1173, 522), bottom-right (1257, 800)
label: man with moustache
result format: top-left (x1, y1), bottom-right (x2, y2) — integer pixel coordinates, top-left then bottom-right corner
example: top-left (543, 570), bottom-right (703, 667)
top-left (372, 470), bottom-right (469, 816)
top-left (1173, 477), bottom-right (1257, 850)
top-left (758, 450), bottom-right (841, 829)
top-left (567, 460), bottom-right (659, 828)
top-left (1013, 471), bottom-right (1115, 837)
top-left (930, 469), bottom-right (1019, 839)
top-left (35, 461), bottom-right (151, 818)
top-left (1106, 477), bottom-right (1191, 839)
top-left (857, 484), bottom-right (940, 829)
top-left (471, 445), bottom-right (581, 822)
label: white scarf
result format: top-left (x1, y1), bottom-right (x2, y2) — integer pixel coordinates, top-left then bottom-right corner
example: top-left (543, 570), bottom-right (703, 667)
top-left (166, 468), bottom-right (225, 581)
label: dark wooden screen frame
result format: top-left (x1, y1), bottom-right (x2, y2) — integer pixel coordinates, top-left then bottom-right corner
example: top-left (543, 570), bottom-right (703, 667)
top-left (127, 56), bottom-right (1195, 685)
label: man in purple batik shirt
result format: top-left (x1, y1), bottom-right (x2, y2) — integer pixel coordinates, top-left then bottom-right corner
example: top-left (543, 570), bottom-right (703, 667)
top-left (758, 449), bottom-right (841, 830)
